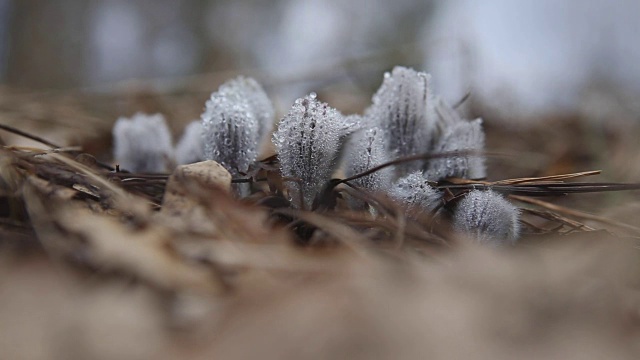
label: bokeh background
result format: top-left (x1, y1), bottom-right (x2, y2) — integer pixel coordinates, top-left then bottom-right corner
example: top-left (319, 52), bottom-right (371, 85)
top-left (2, 0), bottom-right (640, 114)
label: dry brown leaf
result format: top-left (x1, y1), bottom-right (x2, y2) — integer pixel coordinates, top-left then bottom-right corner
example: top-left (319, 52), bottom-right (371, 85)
top-left (23, 180), bottom-right (225, 295)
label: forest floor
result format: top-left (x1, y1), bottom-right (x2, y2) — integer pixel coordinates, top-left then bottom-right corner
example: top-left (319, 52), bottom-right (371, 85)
top-left (1, 84), bottom-right (640, 359)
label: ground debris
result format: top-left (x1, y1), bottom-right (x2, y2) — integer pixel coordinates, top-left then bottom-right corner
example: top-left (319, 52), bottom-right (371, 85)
top-left (2, 102), bottom-right (640, 359)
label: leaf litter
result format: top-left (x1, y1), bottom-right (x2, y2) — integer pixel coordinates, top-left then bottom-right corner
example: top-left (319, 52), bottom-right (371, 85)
top-left (2, 92), bottom-right (640, 359)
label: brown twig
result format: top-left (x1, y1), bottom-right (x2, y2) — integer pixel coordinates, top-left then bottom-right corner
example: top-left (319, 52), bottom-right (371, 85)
top-left (0, 123), bottom-right (62, 148)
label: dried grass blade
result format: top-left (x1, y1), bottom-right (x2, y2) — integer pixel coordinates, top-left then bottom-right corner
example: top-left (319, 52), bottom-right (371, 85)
top-left (492, 170), bottom-right (602, 185)
top-left (49, 153), bottom-right (153, 213)
top-left (276, 208), bottom-right (373, 257)
top-left (511, 195), bottom-right (640, 235)
top-left (521, 208), bottom-right (596, 232)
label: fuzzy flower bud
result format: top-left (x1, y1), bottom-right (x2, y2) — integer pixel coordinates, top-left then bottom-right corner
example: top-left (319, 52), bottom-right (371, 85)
top-left (112, 113), bottom-right (173, 173)
top-left (367, 66), bottom-right (437, 177)
top-left (343, 125), bottom-right (393, 192)
top-left (425, 100), bottom-right (486, 180)
top-left (453, 189), bottom-right (520, 246)
top-left (201, 76), bottom-right (273, 176)
top-left (233, 77), bottom-right (275, 146)
top-left (175, 121), bottom-right (204, 165)
top-left (388, 171), bottom-right (443, 215)
top-left (273, 93), bottom-right (355, 209)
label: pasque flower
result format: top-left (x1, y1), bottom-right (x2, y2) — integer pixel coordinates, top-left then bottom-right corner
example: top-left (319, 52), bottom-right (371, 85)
top-left (367, 66), bottom-right (437, 177)
top-left (112, 113), bottom-right (173, 173)
top-left (273, 93), bottom-right (356, 209)
top-left (201, 76), bottom-right (274, 176)
top-left (453, 190), bottom-right (520, 246)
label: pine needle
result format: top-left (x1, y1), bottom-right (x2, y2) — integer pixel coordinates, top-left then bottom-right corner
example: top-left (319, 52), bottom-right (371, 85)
top-left (511, 194), bottom-right (640, 235)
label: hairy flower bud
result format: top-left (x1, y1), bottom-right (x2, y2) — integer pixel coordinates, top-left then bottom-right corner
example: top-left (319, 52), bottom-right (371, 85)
top-left (112, 113), bottom-right (173, 173)
top-left (425, 100), bottom-right (486, 180)
top-left (229, 76), bottom-right (275, 146)
top-left (388, 171), bottom-right (443, 216)
top-left (367, 66), bottom-right (437, 177)
top-left (273, 93), bottom-right (355, 209)
top-left (201, 76), bottom-right (273, 176)
top-left (175, 121), bottom-right (204, 165)
top-left (343, 125), bottom-right (392, 191)
top-left (453, 190), bottom-right (520, 246)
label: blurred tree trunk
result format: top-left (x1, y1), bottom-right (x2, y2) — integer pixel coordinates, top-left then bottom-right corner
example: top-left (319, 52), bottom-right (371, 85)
top-left (5, 0), bottom-right (89, 89)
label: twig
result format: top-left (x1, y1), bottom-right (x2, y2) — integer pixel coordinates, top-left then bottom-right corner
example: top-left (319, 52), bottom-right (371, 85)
top-left (452, 91), bottom-right (471, 109)
top-left (0, 123), bottom-right (61, 148)
top-left (341, 150), bottom-right (487, 184)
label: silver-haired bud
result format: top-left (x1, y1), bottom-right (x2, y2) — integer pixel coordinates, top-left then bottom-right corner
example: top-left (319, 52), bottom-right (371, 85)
top-left (175, 121), bottom-right (204, 165)
top-left (343, 125), bottom-right (393, 192)
top-left (367, 66), bottom-right (437, 177)
top-left (273, 93), bottom-right (355, 209)
top-left (112, 113), bottom-right (173, 173)
top-left (453, 189), bottom-right (520, 246)
top-left (388, 171), bottom-right (443, 215)
top-left (201, 78), bottom-right (263, 176)
top-left (425, 99), bottom-right (486, 180)
top-left (228, 76), bottom-right (275, 146)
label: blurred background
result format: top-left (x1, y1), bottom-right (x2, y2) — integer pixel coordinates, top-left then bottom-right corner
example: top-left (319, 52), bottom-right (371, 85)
top-left (1, 0), bottom-right (640, 177)
top-left (2, 0), bottom-right (639, 111)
